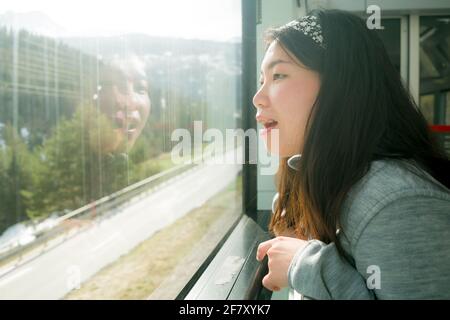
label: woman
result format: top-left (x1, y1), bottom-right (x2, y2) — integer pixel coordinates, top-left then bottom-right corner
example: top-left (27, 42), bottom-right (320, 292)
top-left (254, 10), bottom-right (450, 299)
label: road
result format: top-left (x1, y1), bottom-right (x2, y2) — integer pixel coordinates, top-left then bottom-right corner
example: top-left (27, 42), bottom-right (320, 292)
top-left (0, 150), bottom-right (242, 299)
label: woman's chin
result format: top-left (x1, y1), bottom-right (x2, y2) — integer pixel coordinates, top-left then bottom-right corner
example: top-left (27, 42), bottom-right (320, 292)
top-left (110, 129), bottom-right (140, 152)
top-left (262, 139), bottom-right (283, 156)
top-left (265, 147), bottom-right (297, 158)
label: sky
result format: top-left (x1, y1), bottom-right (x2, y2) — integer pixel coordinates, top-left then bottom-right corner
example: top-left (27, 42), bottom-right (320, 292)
top-left (0, 0), bottom-right (242, 40)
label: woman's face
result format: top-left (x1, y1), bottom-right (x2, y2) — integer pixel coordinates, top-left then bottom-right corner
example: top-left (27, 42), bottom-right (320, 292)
top-left (253, 41), bottom-right (320, 157)
top-left (99, 65), bottom-right (151, 153)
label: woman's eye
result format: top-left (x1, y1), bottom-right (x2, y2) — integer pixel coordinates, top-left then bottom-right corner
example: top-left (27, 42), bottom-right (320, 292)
top-left (137, 87), bottom-right (148, 94)
top-left (258, 74), bottom-right (285, 87)
top-left (273, 73), bottom-right (286, 81)
top-left (135, 82), bottom-right (148, 94)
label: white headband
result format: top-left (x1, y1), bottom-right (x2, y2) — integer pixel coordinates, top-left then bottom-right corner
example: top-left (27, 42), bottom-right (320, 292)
top-left (285, 15), bottom-right (325, 49)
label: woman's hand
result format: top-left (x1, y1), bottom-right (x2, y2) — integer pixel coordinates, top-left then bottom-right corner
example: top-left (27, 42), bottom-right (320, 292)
top-left (256, 236), bottom-right (309, 291)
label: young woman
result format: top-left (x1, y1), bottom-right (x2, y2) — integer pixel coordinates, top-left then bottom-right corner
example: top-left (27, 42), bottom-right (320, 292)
top-left (254, 10), bottom-right (450, 299)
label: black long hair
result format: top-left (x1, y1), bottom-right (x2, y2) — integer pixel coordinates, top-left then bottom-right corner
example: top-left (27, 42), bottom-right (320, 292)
top-left (267, 10), bottom-right (450, 258)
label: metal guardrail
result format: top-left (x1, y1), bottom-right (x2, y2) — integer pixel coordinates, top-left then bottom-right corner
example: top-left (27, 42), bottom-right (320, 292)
top-left (0, 161), bottom-right (199, 271)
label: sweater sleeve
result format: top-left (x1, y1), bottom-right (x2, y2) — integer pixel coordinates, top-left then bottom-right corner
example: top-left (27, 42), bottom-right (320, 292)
top-left (288, 195), bottom-right (450, 300)
top-left (287, 240), bottom-right (375, 299)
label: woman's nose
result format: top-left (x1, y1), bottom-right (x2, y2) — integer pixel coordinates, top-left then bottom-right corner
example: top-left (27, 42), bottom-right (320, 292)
top-left (126, 93), bottom-right (140, 110)
top-left (252, 88), bottom-right (268, 110)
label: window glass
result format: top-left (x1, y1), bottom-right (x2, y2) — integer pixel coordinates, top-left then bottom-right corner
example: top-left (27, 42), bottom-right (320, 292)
top-left (419, 16), bottom-right (450, 125)
top-left (0, 0), bottom-right (243, 299)
top-left (376, 18), bottom-right (401, 74)
top-left (420, 15), bottom-right (450, 157)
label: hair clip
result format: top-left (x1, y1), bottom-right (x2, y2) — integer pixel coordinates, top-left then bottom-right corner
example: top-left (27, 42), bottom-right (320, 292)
top-left (285, 15), bottom-right (325, 49)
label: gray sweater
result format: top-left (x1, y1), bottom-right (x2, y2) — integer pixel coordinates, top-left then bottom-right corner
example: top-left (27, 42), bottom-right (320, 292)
top-left (286, 160), bottom-right (450, 299)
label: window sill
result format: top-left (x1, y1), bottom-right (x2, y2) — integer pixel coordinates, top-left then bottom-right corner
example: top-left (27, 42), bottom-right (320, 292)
top-left (182, 214), bottom-right (272, 300)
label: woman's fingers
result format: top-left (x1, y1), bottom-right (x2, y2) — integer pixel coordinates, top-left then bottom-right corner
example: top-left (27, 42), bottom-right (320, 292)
top-left (262, 273), bottom-right (281, 292)
top-left (256, 238), bottom-right (277, 261)
top-left (258, 237), bottom-right (307, 291)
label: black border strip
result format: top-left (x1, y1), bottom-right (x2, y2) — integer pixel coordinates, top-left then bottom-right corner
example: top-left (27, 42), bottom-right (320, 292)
top-left (242, 0), bottom-right (258, 220)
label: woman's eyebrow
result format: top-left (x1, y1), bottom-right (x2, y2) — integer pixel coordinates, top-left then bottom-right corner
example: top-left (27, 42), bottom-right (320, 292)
top-left (260, 59), bottom-right (292, 75)
top-left (268, 59), bottom-right (292, 69)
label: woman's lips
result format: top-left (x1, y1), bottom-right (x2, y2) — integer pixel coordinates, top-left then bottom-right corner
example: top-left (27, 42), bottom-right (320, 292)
top-left (113, 110), bottom-right (141, 134)
top-left (260, 121), bottom-right (278, 136)
top-left (263, 120), bottom-right (278, 129)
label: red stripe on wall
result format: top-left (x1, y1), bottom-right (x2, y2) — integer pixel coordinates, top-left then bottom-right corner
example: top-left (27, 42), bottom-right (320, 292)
top-left (430, 125), bottom-right (450, 133)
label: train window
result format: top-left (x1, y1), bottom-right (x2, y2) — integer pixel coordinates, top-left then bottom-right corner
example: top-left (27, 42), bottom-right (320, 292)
top-left (419, 15), bottom-right (450, 156)
top-left (376, 18), bottom-right (402, 74)
top-left (0, 0), bottom-right (243, 299)
top-left (419, 15), bottom-right (450, 126)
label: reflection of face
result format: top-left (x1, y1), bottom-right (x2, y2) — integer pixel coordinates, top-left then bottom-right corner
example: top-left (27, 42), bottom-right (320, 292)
top-left (253, 41), bottom-right (320, 157)
top-left (98, 63), bottom-right (151, 153)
